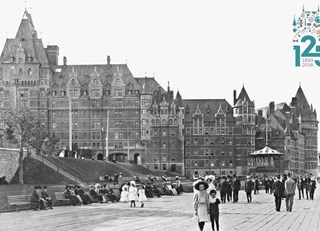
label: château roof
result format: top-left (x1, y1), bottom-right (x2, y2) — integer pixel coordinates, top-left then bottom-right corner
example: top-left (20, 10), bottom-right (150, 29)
top-left (234, 86), bottom-right (254, 107)
top-left (136, 77), bottom-right (166, 94)
top-left (182, 99), bottom-right (233, 121)
top-left (295, 86), bottom-right (310, 110)
top-left (50, 64), bottom-right (140, 89)
top-left (0, 10), bottom-right (49, 65)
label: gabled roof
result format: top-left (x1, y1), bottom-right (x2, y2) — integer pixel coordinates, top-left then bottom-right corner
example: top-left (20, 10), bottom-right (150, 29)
top-left (50, 64), bottom-right (140, 89)
top-left (0, 10), bottom-right (49, 65)
top-left (234, 86), bottom-right (254, 107)
top-left (135, 77), bottom-right (165, 94)
top-left (175, 91), bottom-right (183, 107)
top-left (295, 86), bottom-right (310, 110)
top-left (183, 99), bottom-right (233, 121)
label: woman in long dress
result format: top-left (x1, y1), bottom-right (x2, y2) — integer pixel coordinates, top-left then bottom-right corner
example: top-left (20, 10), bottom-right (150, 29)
top-left (193, 181), bottom-right (210, 231)
top-left (128, 181), bottom-right (138, 207)
top-left (120, 183), bottom-right (129, 202)
top-left (138, 185), bottom-right (147, 207)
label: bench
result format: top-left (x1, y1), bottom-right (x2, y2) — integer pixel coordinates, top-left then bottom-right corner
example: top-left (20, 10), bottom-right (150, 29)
top-left (7, 195), bottom-right (33, 211)
top-left (54, 192), bottom-right (70, 206)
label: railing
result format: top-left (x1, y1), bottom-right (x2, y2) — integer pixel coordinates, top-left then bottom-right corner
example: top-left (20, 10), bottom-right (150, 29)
top-left (32, 155), bottom-right (86, 185)
top-left (43, 156), bottom-right (87, 180)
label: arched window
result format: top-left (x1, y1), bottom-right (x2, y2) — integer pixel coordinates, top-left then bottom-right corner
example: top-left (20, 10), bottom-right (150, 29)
top-left (169, 119), bottom-right (173, 125)
top-left (174, 119), bottom-right (178, 125)
top-left (116, 78), bottom-right (120, 85)
top-left (151, 119), bottom-right (155, 126)
top-left (93, 79), bottom-right (98, 85)
top-left (156, 119), bottom-right (160, 126)
top-left (162, 119), bottom-right (166, 126)
top-left (71, 79), bottom-right (76, 86)
top-left (28, 68), bottom-right (32, 75)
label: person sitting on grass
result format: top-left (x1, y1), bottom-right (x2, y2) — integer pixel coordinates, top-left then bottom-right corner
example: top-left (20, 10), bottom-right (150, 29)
top-left (41, 186), bottom-right (53, 209)
top-left (31, 186), bottom-right (46, 210)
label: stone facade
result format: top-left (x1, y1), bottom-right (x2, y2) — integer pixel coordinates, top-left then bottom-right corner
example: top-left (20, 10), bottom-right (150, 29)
top-left (255, 87), bottom-right (318, 176)
top-left (0, 11), bottom-right (184, 174)
top-left (0, 11), bottom-right (318, 177)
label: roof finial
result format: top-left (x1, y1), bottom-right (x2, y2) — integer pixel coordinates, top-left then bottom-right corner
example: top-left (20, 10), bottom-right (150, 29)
top-left (303, 5), bottom-right (305, 12)
top-left (125, 59), bottom-right (127, 64)
top-left (145, 72), bottom-right (147, 77)
top-left (168, 81), bottom-right (170, 88)
top-left (25, 0), bottom-right (27, 11)
top-left (299, 81), bottom-right (301, 87)
top-left (153, 73), bottom-right (155, 78)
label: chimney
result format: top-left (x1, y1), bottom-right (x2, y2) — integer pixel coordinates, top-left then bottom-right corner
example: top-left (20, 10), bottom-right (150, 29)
top-left (269, 101), bottom-right (275, 115)
top-left (258, 110), bottom-right (263, 126)
top-left (46, 45), bottom-right (59, 66)
top-left (291, 97), bottom-right (297, 108)
top-left (63, 56), bottom-right (67, 66)
top-left (107, 55), bottom-right (111, 69)
top-left (285, 111), bottom-right (291, 135)
top-left (233, 90), bottom-right (237, 105)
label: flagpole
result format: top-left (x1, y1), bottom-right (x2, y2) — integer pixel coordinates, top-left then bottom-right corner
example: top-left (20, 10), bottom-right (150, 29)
top-left (105, 110), bottom-right (109, 161)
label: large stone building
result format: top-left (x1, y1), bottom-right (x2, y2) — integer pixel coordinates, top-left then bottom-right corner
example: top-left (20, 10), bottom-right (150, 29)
top-left (255, 87), bottom-right (318, 176)
top-left (0, 10), bottom-right (184, 173)
top-left (183, 87), bottom-right (256, 178)
top-left (0, 11), bottom-right (318, 177)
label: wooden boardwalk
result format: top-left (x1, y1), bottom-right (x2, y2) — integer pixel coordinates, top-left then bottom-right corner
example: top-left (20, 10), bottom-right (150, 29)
top-left (0, 188), bottom-right (319, 231)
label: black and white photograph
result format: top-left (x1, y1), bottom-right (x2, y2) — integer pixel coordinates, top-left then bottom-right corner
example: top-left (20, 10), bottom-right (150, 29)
top-left (0, 0), bottom-right (319, 230)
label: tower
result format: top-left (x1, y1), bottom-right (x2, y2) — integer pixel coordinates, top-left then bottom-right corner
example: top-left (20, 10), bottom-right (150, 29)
top-left (233, 86), bottom-right (255, 175)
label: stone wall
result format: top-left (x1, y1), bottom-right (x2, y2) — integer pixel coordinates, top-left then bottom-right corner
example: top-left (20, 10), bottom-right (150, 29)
top-left (0, 148), bottom-right (26, 182)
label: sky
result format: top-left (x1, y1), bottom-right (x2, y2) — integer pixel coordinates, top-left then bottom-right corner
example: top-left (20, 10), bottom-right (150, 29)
top-left (0, 0), bottom-right (319, 149)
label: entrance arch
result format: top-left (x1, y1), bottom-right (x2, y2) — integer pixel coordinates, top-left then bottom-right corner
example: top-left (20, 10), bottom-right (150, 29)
top-left (133, 153), bottom-right (141, 165)
top-left (108, 153), bottom-right (127, 163)
top-left (97, 153), bottom-right (104, 161)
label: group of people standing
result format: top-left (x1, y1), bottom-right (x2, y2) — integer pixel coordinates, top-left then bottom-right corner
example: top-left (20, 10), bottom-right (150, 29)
top-left (119, 181), bottom-right (147, 207)
top-left (193, 176), bottom-right (220, 231)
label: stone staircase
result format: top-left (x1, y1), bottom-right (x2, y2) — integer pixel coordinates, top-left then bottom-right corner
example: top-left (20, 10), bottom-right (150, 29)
top-left (31, 155), bottom-right (87, 186)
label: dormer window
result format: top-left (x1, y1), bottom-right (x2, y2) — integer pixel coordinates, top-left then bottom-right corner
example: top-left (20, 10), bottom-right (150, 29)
top-left (71, 79), bottom-right (76, 86)
top-left (10, 57), bottom-right (15, 63)
top-left (19, 58), bottom-right (23, 64)
top-left (93, 79), bottom-right (98, 85)
top-left (27, 57), bottom-right (33, 62)
top-left (128, 90), bottom-right (132, 95)
top-left (28, 68), bottom-right (32, 75)
top-left (116, 78), bottom-right (120, 85)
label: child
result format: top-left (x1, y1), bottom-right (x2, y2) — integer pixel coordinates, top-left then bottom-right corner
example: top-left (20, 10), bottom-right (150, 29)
top-left (128, 181), bottom-right (138, 207)
top-left (138, 185), bottom-right (147, 207)
top-left (209, 190), bottom-right (220, 231)
top-left (120, 183), bottom-right (129, 203)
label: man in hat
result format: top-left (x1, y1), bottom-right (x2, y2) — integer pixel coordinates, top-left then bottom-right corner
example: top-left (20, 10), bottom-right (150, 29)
top-left (285, 173), bottom-right (296, 212)
top-left (310, 176), bottom-right (317, 200)
top-left (41, 186), bottom-right (53, 209)
top-left (273, 174), bottom-right (283, 212)
top-left (245, 176), bottom-right (254, 203)
top-left (232, 174), bottom-right (241, 203)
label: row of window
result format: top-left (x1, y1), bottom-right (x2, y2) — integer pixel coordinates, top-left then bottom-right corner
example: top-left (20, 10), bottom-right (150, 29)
top-left (51, 99), bottom-right (140, 108)
top-left (186, 159), bottom-right (233, 168)
top-left (150, 129), bottom-right (177, 137)
top-left (186, 148), bottom-right (234, 156)
top-left (305, 162), bottom-right (318, 169)
top-left (150, 118), bottom-right (179, 126)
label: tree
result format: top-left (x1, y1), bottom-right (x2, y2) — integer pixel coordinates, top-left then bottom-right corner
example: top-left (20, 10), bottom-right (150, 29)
top-left (0, 107), bottom-right (57, 184)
